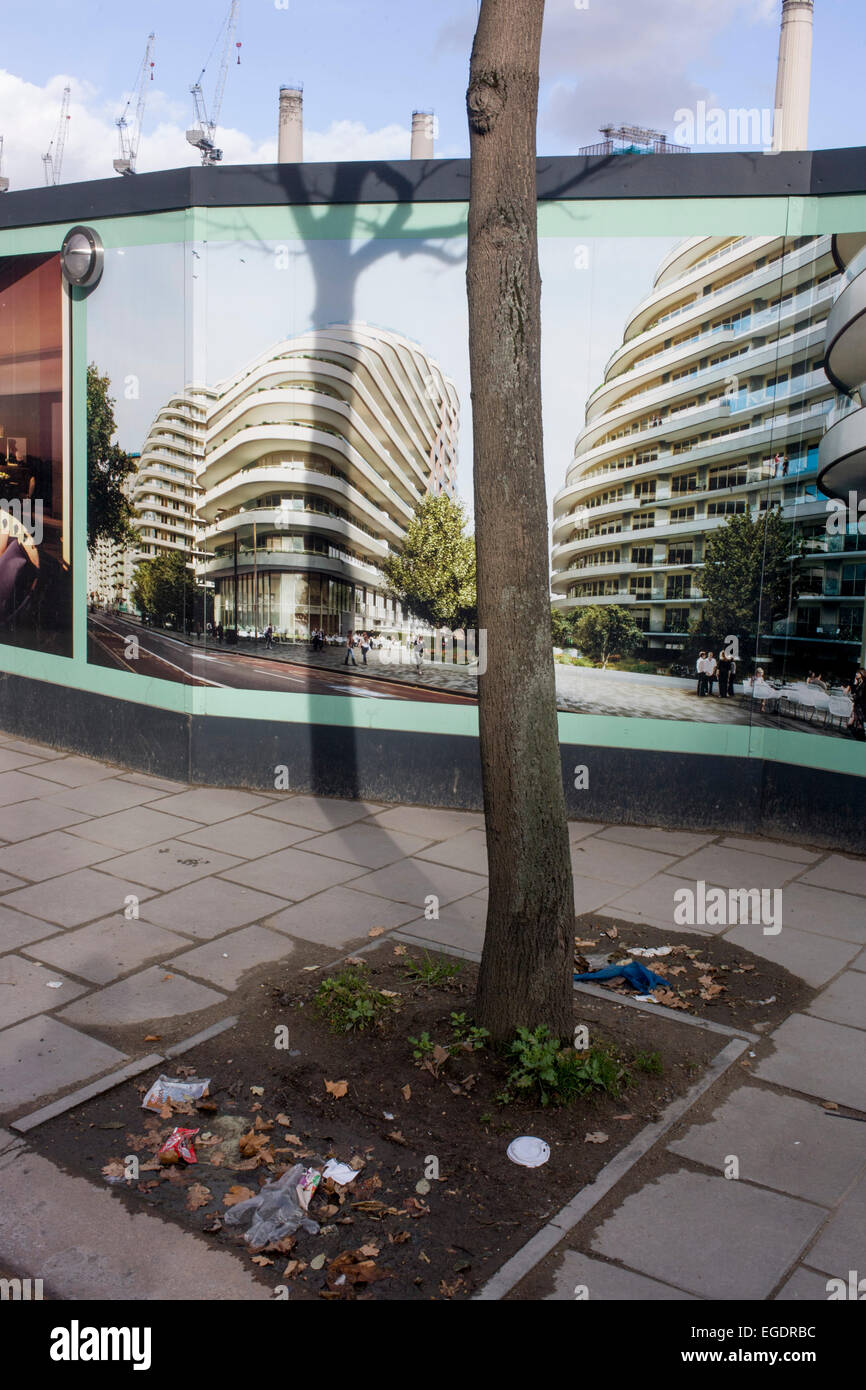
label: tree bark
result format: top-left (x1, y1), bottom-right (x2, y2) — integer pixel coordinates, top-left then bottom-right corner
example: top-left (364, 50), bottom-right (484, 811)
top-left (466, 0), bottom-right (574, 1043)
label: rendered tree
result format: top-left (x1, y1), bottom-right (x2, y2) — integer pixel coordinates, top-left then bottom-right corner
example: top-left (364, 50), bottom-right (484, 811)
top-left (87, 364), bottom-right (137, 551)
top-left (466, 0), bottom-right (574, 1042)
top-left (132, 552), bottom-right (198, 629)
top-left (697, 510), bottom-right (801, 661)
top-left (384, 493), bottom-right (477, 630)
top-left (572, 605), bottom-right (642, 669)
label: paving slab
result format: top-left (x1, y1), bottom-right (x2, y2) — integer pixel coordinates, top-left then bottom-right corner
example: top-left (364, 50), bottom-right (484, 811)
top-left (799, 1176), bottom-right (866, 1279)
top-left (255, 794), bottom-right (384, 831)
top-left (717, 836), bottom-right (822, 864)
top-left (266, 884), bottom-right (419, 946)
top-left (0, 1015), bottom-right (127, 1112)
top-left (119, 772), bottom-right (190, 794)
top-left (595, 825), bottom-right (714, 856)
top-left (147, 787), bottom-right (275, 823)
top-left (589, 1168), bottom-right (826, 1300)
top-left (59, 965), bottom-right (225, 1028)
top-left (0, 798), bottom-right (90, 842)
top-left (541, 1250), bottom-right (695, 1301)
top-left (669, 845), bottom-right (799, 890)
top-left (797, 853), bottom-right (866, 897)
top-left (66, 805), bottom-right (202, 851)
top-left (567, 821), bottom-right (607, 843)
top-left (772, 883), bottom-right (866, 944)
top-left (569, 838), bottom-right (676, 886)
top-left (775, 1267), bottom-right (838, 1300)
top-left (754, 1013), bottom-right (866, 1111)
top-left (597, 873), bottom-right (716, 933)
top-left (398, 894), bottom-right (487, 955)
top-left (139, 877), bottom-right (289, 938)
top-left (668, 1083), bottom-right (865, 1206)
top-left (570, 874), bottom-right (629, 913)
top-left (806, 970), bottom-right (866, 1030)
top-left (0, 870), bottom-right (33, 892)
top-left (0, 904), bottom-right (63, 952)
top-left (852, 950), bottom-right (866, 973)
top-left (24, 916), bottom-right (191, 984)
top-left (0, 954), bottom-right (89, 1027)
top-left (45, 780), bottom-right (167, 816)
top-left (168, 924), bottom-right (295, 988)
top-left (222, 844), bottom-right (366, 899)
top-left (2, 868), bottom-right (158, 929)
top-left (369, 805), bottom-right (484, 840)
top-left (96, 840), bottom-right (244, 890)
top-left (177, 813), bottom-right (316, 858)
top-left (0, 769), bottom-right (73, 806)
top-left (351, 858), bottom-right (487, 909)
top-left (414, 828), bottom-right (489, 875)
top-left (0, 1143), bottom-right (271, 1300)
top-left (302, 822), bottom-right (434, 869)
top-left (0, 748), bottom-right (48, 773)
top-left (0, 829), bottom-right (121, 883)
top-left (0, 738), bottom-right (67, 759)
top-left (27, 756), bottom-right (121, 787)
top-left (721, 922), bottom-right (861, 988)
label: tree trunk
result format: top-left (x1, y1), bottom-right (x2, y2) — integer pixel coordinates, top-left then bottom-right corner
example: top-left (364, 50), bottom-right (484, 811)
top-left (466, 0), bottom-right (574, 1043)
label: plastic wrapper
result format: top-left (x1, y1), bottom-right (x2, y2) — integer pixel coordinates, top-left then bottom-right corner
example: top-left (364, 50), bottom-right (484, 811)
top-left (224, 1163), bottom-right (321, 1246)
top-left (158, 1127), bottom-right (200, 1165)
top-left (142, 1075), bottom-right (211, 1112)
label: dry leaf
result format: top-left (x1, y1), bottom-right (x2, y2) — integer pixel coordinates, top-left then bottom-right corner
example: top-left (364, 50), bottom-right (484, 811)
top-left (186, 1182), bottom-right (212, 1211)
top-left (275, 1113), bottom-right (292, 1128)
top-left (250, 1085), bottom-right (264, 1096)
top-left (585, 1131), bottom-right (609, 1144)
top-left (254, 1115), bottom-right (274, 1132)
top-left (252, 1255), bottom-right (274, 1267)
top-left (387, 1130), bottom-right (407, 1146)
top-left (224, 1185), bottom-right (254, 1208)
top-left (401, 1084), bottom-right (411, 1102)
top-left (102, 1159), bottom-right (127, 1180)
top-left (325, 1079), bottom-right (348, 1099)
top-left (144, 1034), bottom-right (161, 1042)
top-left (393, 945), bottom-right (407, 956)
top-left (654, 987), bottom-right (691, 1011)
top-left (574, 938), bottom-right (597, 948)
top-left (389, 1230), bottom-right (411, 1245)
top-left (823, 1101), bottom-right (839, 1112)
top-left (283, 1259), bottom-right (307, 1277)
top-left (432, 1045), bottom-right (449, 1066)
top-left (358, 1243), bottom-right (380, 1257)
top-left (605, 926), bottom-right (618, 939)
top-left (368, 926), bottom-right (385, 938)
top-left (379, 989), bottom-right (399, 998)
top-left (282, 1133), bottom-right (303, 1145)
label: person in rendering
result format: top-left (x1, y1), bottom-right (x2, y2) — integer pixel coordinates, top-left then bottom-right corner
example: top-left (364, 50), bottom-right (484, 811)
top-left (414, 634), bottom-right (425, 673)
top-left (844, 668), bottom-right (866, 741)
top-left (696, 650), bottom-right (708, 696)
top-left (705, 650), bottom-right (718, 696)
top-left (216, 622), bottom-right (223, 643)
top-left (344, 630), bottom-right (357, 665)
top-left (264, 624), bottom-right (273, 650)
top-left (806, 671), bottom-right (828, 692)
top-left (717, 647), bottom-right (735, 698)
top-left (359, 631), bottom-right (371, 665)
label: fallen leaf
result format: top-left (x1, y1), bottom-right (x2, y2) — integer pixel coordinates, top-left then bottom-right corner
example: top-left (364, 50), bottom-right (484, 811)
top-left (250, 1085), bottom-right (264, 1096)
top-left (325, 1079), bottom-right (348, 1099)
top-left (654, 988), bottom-right (691, 1011)
top-left (401, 1084), bottom-right (411, 1102)
top-left (379, 989), bottom-right (399, 998)
top-left (389, 1230), bottom-right (411, 1245)
top-left (613, 1113), bottom-right (634, 1121)
top-left (310, 1253), bottom-right (327, 1270)
top-left (432, 1044), bottom-right (449, 1066)
top-left (102, 1159), bottom-right (127, 1180)
top-left (275, 1113), bottom-right (292, 1128)
top-left (605, 926), bottom-right (618, 940)
top-left (224, 1185), bottom-right (254, 1208)
top-left (283, 1259), bottom-right (307, 1277)
top-left (301, 965), bottom-right (319, 972)
top-left (358, 1243), bottom-right (380, 1257)
top-left (368, 926), bottom-right (385, 938)
top-left (574, 938), bottom-right (597, 948)
top-left (186, 1182), bottom-right (212, 1211)
top-left (387, 1130), bottom-right (407, 1146)
top-left (419, 1251), bottom-right (431, 1264)
top-left (203, 1218), bottom-right (222, 1233)
top-left (823, 1101), bottom-right (839, 1112)
top-left (585, 1131), bottom-right (609, 1144)
top-left (345, 956), bottom-right (364, 966)
top-left (144, 1034), bottom-right (161, 1042)
top-left (254, 1115), bottom-right (274, 1132)
top-left (252, 1255), bottom-right (274, 1267)
top-left (393, 945), bottom-right (407, 956)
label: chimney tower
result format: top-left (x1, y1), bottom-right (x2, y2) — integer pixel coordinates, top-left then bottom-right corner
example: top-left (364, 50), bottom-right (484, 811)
top-left (772, 0), bottom-right (814, 151)
top-left (410, 111), bottom-right (435, 160)
top-left (278, 86), bottom-right (303, 163)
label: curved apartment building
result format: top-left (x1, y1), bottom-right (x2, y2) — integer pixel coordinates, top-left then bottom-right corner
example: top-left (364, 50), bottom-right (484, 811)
top-left (133, 388), bottom-right (215, 562)
top-left (551, 233), bottom-right (866, 662)
top-left (195, 324), bottom-right (459, 637)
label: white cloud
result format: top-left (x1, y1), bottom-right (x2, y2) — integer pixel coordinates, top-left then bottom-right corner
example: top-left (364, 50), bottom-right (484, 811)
top-left (0, 68), bottom-right (413, 191)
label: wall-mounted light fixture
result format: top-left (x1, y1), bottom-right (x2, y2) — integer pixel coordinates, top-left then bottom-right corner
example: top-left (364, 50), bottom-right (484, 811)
top-left (60, 225), bottom-right (104, 290)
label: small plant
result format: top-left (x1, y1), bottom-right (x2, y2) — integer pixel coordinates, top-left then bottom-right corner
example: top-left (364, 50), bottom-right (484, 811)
top-left (313, 966), bottom-right (396, 1034)
top-left (449, 1011), bottom-right (489, 1053)
top-left (404, 952), bottom-right (463, 988)
top-left (632, 1050), bottom-right (663, 1075)
top-left (497, 1026), bottom-right (631, 1107)
top-left (409, 1031), bottom-right (435, 1060)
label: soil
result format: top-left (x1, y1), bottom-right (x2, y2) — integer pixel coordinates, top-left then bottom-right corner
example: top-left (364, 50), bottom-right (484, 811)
top-left (31, 939), bottom-right (755, 1302)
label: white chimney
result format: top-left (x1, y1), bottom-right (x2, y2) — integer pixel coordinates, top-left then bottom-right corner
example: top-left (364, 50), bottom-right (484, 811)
top-left (772, 0), bottom-right (814, 152)
top-left (278, 86), bottom-right (303, 163)
top-left (410, 111), bottom-right (435, 160)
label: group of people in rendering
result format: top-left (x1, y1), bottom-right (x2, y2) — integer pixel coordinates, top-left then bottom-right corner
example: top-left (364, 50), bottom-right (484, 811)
top-left (695, 648), bottom-right (737, 698)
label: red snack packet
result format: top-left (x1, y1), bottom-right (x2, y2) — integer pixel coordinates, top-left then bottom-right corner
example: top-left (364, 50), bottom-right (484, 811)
top-left (158, 1127), bottom-right (200, 1165)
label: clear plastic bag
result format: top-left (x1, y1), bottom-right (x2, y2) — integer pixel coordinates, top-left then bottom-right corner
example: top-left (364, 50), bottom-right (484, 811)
top-left (224, 1164), bottom-right (320, 1246)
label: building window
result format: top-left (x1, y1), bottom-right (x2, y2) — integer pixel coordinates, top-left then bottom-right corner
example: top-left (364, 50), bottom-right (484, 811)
top-left (664, 607), bottom-right (690, 632)
top-left (631, 546), bottom-right (653, 565)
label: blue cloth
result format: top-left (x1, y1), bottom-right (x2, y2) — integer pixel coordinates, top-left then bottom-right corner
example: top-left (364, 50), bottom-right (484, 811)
top-left (573, 962), bottom-right (671, 991)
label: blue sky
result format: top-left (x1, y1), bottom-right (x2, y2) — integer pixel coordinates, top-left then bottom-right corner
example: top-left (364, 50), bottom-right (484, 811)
top-left (0, 1), bottom-right (863, 189)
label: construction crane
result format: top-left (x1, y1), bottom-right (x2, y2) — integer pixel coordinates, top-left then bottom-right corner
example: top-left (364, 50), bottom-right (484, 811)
top-left (114, 32), bottom-right (156, 175)
top-left (0, 137), bottom-right (8, 193)
top-left (186, 1), bottom-right (241, 166)
top-left (42, 85), bottom-right (71, 186)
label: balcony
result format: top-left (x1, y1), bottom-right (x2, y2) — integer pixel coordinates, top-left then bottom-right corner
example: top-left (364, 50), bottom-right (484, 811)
top-left (818, 405), bottom-right (866, 502)
top-left (824, 261), bottom-right (866, 395)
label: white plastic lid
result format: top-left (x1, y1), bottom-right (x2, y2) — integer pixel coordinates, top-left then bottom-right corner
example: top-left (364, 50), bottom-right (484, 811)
top-left (507, 1135), bottom-right (550, 1167)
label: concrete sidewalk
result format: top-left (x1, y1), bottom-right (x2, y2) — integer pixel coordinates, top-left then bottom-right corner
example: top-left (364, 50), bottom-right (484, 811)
top-left (0, 727), bottom-right (863, 1299)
